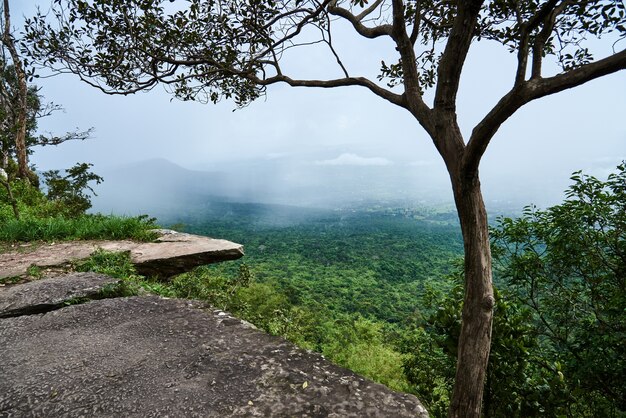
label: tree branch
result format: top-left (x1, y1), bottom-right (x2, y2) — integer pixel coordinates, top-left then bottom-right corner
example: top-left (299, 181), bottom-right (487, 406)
top-left (434, 1), bottom-right (484, 112)
top-left (387, 0), bottom-right (434, 132)
top-left (255, 73), bottom-right (405, 108)
top-left (323, 13), bottom-right (350, 78)
top-left (515, 0), bottom-right (560, 85)
top-left (328, 0), bottom-right (392, 39)
top-left (531, 1), bottom-right (570, 79)
top-left (465, 48), bottom-right (626, 175)
top-left (409, 0), bottom-right (423, 45)
top-left (355, 0), bottom-right (384, 21)
top-left (267, 1), bottom-right (332, 54)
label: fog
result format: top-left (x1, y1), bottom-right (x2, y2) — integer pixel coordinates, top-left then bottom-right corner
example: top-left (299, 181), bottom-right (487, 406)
top-left (13, 2), bottom-right (626, 215)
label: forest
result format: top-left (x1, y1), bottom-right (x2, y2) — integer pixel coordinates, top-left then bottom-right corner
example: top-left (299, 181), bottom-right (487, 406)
top-left (141, 166), bottom-right (623, 418)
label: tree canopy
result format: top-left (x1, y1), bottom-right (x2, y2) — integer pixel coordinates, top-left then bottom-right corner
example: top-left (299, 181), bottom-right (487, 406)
top-left (25, 1), bottom-right (626, 113)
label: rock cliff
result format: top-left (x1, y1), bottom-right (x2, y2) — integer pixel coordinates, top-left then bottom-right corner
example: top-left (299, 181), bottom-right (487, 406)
top-left (0, 231), bottom-right (428, 417)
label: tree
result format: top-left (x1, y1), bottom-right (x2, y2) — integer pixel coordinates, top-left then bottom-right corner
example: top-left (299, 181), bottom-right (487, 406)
top-left (0, 53), bottom-right (93, 219)
top-left (491, 163), bottom-right (626, 415)
top-left (0, 0), bottom-right (92, 185)
top-left (23, 1), bottom-right (626, 416)
top-left (1, 0), bottom-right (28, 179)
top-left (43, 162), bottom-right (103, 217)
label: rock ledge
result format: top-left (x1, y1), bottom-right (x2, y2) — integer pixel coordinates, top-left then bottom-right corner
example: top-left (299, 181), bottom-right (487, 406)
top-left (0, 229), bottom-right (244, 280)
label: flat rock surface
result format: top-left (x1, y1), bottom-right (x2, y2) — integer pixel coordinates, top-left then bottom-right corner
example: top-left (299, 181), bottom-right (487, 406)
top-left (0, 295), bottom-right (428, 417)
top-left (0, 272), bottom-right (119, 318)
top-left (0, 229), bottom-right (244, 280)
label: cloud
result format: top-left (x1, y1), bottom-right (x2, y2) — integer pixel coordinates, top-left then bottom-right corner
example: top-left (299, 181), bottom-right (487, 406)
top-left (315, 153), bottom-right (393, 166)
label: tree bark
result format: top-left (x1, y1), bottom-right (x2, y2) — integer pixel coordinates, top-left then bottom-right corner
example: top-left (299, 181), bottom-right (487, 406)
top-left (2, 0), bottom-right (29, 180)
top-left (447, 167), bottom-right (495, 418)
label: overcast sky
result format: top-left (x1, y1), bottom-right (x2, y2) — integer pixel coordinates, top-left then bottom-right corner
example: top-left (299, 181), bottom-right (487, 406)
top-left (11, 1), bottom-right (626, 209)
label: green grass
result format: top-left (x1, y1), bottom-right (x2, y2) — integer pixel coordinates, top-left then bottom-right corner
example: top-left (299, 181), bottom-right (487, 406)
top-left (0, 214), bottom-right (159, 243)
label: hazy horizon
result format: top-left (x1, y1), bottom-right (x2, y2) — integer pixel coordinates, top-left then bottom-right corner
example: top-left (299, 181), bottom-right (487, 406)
top-left (82, 156), bottom-right (623, 220)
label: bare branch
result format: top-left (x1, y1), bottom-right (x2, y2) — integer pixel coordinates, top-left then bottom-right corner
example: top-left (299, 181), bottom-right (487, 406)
top-left (385, 0), bottom-right (433, 131)
top-left (531, 1), bottom-right (571, 79)
top-left (409, 0), bottom-right (423, 45)
top-left (266, 1), bottom-right (332, 54)
top-left (36, 128), bottom-right (93, 146)
top-left (515, 0), bottom-right (563, 85)
top-left (323, 13), bottom-right (350, 78)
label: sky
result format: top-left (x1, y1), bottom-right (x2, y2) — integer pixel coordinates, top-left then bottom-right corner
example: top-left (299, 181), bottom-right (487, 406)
top-left (10, 1), bottom-right (626, 210)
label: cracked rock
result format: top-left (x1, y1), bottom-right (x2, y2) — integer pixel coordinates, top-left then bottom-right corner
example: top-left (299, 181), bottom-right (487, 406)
top-left (0, 272), bottom-right (121, 318)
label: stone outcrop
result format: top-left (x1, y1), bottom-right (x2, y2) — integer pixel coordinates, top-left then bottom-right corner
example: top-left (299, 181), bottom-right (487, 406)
top-left (0, 229), bottom-right (244, 280)
top-left (0, 275), bottom-right (428, 417)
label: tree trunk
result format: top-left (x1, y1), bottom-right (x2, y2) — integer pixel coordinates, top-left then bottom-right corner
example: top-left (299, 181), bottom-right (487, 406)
top-left (448, 169), bottom-right (495, 418)
top-left (0, 177), bottom-right (19, 219)
top-left (2, 0), bottom-right (29, 180)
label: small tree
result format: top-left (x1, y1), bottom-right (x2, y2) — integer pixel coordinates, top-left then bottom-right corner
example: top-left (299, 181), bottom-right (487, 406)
top-left (24, 1), bottom-right (626, 415)
top-left (43, 162), bottom-right (103, 217)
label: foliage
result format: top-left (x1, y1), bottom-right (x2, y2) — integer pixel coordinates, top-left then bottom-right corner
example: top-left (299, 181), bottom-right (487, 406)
top-left (74, 248), bottom-right (137, 279)
top-left (401, 271), bottom-right (569, 418)
top-left (491, 162), bottom-right (626, 415)
top-left (42, 162), bottom-right (104, 217)
top-left (0, 63), bottom-right (41, 162)
top-left (321, 314), bottom-right (411, 392)
top-left (1, 0), bottom-right (91, 218)
top-left (399, 165), bottom-right (625, 417)
top-left (1, 167), bottom-right (158, 243)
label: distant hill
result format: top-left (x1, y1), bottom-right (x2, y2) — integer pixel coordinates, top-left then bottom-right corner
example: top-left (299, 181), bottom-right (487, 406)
top-left (91, 159), bottom-right (231, 216)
